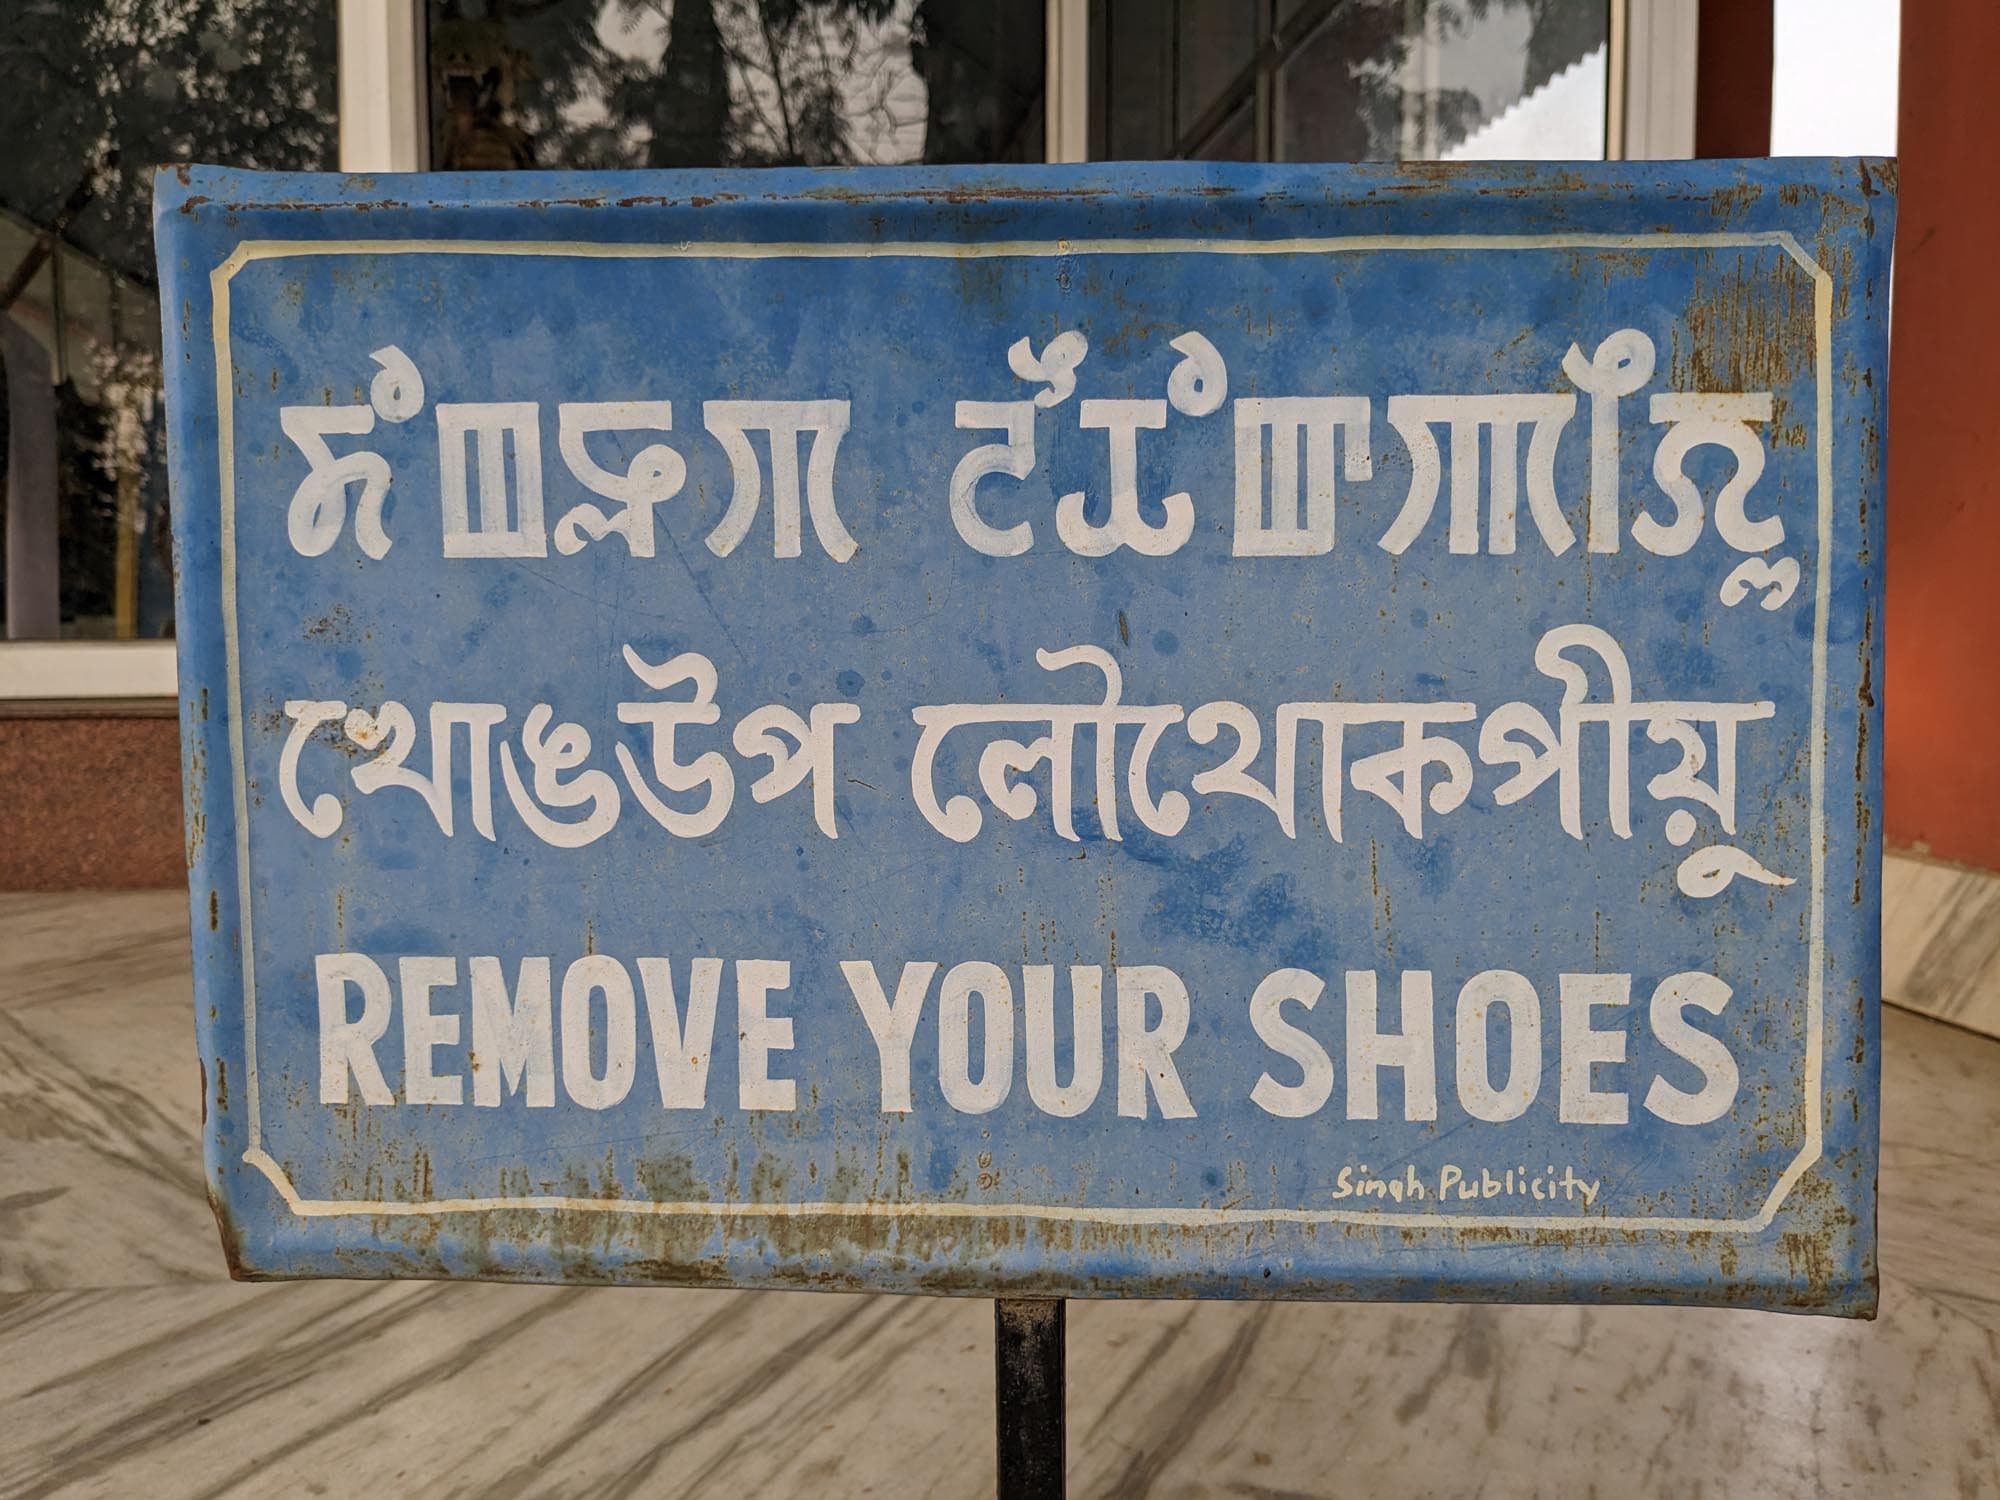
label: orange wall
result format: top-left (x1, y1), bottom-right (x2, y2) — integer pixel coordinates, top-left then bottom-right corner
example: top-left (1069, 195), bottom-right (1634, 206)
top-left (1883, 0), bottom-right (2000, 865)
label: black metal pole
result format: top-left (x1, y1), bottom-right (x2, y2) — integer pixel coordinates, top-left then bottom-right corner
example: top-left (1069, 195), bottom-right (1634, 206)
top-left (994, 1297), bottom-right (1065, 1500)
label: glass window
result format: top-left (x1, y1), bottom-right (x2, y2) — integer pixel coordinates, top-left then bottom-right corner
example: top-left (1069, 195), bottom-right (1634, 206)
top-left (1097, 0), bottom-right (1609, 164)
top-left (1771, 0), bottom-right (1898, 157)
top-left (0, 4), bottom-right (339, 642)
top-left (426, 1), bottom-right (1048, 171)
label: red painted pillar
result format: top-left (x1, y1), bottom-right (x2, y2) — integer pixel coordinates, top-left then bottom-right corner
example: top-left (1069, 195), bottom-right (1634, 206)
top-left (1695, 0), bottom-right (1774, 158)
top-left (1883, 0), bottom-right (2000, 865)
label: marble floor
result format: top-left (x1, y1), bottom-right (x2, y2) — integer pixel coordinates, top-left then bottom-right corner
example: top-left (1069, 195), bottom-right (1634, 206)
top-left (1885, 848), bottom-right (2000, 1041)
top-left (1, 891), bottom-right (1996, 1499)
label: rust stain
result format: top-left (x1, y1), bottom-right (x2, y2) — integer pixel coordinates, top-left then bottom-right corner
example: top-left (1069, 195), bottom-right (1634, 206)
top-left (207, 1185), bottom-right (251, 1281)
top-left (1855, 610), bottom-right (1876, 906)
top-left (1675, 249), bottom-right (1816, 396)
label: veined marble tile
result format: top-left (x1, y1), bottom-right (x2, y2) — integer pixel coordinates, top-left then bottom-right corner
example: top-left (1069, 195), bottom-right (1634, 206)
top-left (1884, 848), bottom-right (2000, 1040)
top-left (1, 893), bottom-right (1995, 1497)
top-left (0, 1231), bottom-right (1993, 1495)
top-left (0, 893), bottom-right (217, 1293)
top-left (0, 891), bottom-right (196, 1013)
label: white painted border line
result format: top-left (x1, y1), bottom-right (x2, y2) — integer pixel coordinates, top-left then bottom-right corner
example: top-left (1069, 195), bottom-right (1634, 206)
top-left (213, 259), bottom-right (263, 1147)
top-left (217, 230), bottom-right (1820, 273)
top-left (213, 231), bottom-right (1833, 1236)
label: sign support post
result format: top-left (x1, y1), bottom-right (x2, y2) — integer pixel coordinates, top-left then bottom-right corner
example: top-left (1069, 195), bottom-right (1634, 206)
top-left (994, 1298), bottom-right (1066, 1499)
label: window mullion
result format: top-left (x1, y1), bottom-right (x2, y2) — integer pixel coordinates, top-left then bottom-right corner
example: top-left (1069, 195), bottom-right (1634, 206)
top-left (338, 0), bottom-right (428, 173)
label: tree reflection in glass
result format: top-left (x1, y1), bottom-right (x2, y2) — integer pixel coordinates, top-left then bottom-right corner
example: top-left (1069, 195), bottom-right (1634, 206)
top-left (427, 1), bottom-right (1048, 172)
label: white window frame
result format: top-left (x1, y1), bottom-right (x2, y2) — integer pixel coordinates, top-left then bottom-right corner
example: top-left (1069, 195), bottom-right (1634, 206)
top-left (1047, 0), bottom-right (1091, 164)
top-left (1614, 0), bottom-right (1700, 160)
top-left (339, 0), bottom-right (429, 173)
top-left (0, 0), bottom-right (1693, 705)
top-left (0, 640), bottom-right (183, 704)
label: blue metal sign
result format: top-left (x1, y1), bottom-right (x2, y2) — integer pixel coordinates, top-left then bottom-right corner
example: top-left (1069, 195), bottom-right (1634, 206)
top-left (158, 160), bottom-right (1893, 1312)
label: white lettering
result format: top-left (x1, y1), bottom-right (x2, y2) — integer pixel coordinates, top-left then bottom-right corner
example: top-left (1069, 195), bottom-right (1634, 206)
top-left (316, 952), bottom-right (395, 1106)
top-left (842, 959), bottom-right (937, 1112)
top-left (560, 954), bottom-right (637, 1111)
top-left (438, 401), bottom-right (546, 558)
top-left (938, 961), bottom-right (1015, 1114)
top-left (1116, 965), bottom-right (1196, 1119)
top-left (1559, 972), bottom-right (1629, 1124)
top-left (1454, 969), bottom-right (1541, 1123)
top-left (1248, 967), bottom-right (1335, 1117)
top-left (1644, 971), bottom-right (1738, 1124)
top-left (1345, 969), bottom-right (1438, 1121)
top-left (398, 956), bottom-right (462, 1106)
top-left (1023, 965), bottom-right (1105, 1117)
top-left (637, 957), bottom-right (724, 1109)
top-left (468, 956), bottom-right (555, 1108)
top-left (735, 958), bottom-right (797, 1111)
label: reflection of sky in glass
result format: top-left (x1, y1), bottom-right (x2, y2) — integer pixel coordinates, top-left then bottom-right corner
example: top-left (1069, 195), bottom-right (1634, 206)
top-left (1413, 3), bottom-right (1607, 162)
top-left (1446, 44), bottom-right (1605, 161)
top-left (1434, 4), bottom-right (1541, 131)
top-left (1275, 0), bottom-right (1607, 165)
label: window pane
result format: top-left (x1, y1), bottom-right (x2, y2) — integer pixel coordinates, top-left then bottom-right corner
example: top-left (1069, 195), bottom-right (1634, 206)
top-left (1193, 98), bottom-right (1257, 162)
top-left (1432, 0), bottom-right (1608, 160)
top-left (1101, 0), bottom-right (1176, 158)
top-left (1101, 0), bottom-right (1606, 165)
top-left (1100, 0), bottom-right (1260, 160)
top-left (0, 4), bottom-right (337, 642)
top-left (1279, 0), bottom-right (1607, 163)
top-left (1274, 0), bottom-right (1411, 162)
top-left (427, 0), bottom-right (1047, 171)
top-left (1771, 0), bottom-right (1898, 156)
top-left (1175, 0), bottom-right (1259, 141)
